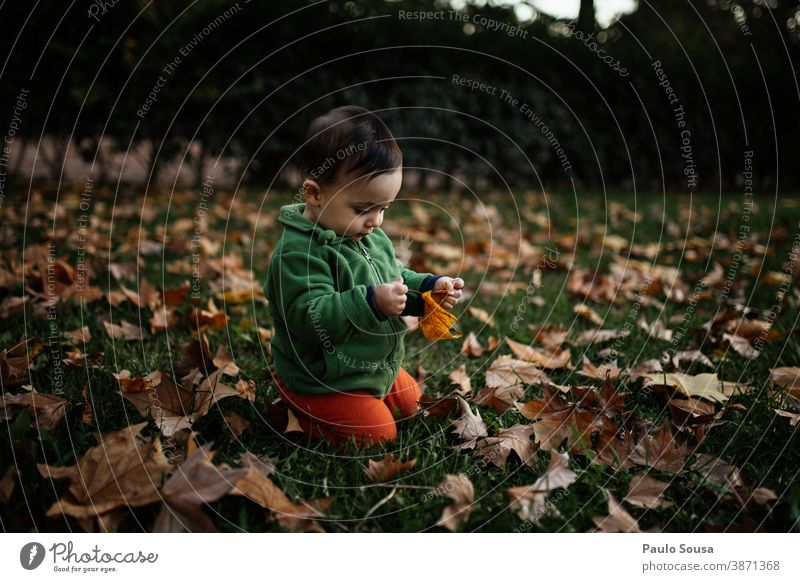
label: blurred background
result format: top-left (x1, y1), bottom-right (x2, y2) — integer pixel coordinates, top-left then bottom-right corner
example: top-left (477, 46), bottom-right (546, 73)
top-left (0, 0), bottom-right (798, 193)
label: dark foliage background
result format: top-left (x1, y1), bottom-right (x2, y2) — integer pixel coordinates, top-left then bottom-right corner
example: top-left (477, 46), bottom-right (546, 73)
top-left (0, 0), bottom-right (798, 192)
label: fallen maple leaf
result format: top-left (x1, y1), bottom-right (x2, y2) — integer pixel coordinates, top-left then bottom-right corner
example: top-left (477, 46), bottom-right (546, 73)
top-left (623, 474), bottom-right (674, 509)
top-left (722, 333), bottom-right (760, 359)
top-left (461, 332), bottom-right (485, 357)
top-left (467, 306), bottom-right (495, 327)
top-left (578, 355), bottom-right (622, 381)
top-left (418, 290), bottom-right (462, 340)
top-left (515, 387), bottom-right (604, 452)
top-left (629, 420), bottom-right (690, 473)
top-left (642, 372), bottom-right (729, 403)
top-left (475, 424), bottom-right (537, 468)
top-left (668, 350), bottom-right (714, 370)
top-left (448, 364), bottom-right (472, 397)
top-left (432, 473), bottom-right (475, 531)
top-left (153, 443), bottom-right (248, 532)
top-left (102, 319), bottom-right (147, 341)
top-left (592, 492), bottom-right (641, 532)
top-left (63, 326), bottom-right (91, 344)
top-left (485, 354), bottom-right (551, 390)
top-left (38, 422), bottom-right (172, 530)
top-left (363, 453), bottom-right (417, 483)
top-left (507, 450), bottom-right (577, 523)
top-left (0, 391), bottom-right (69, 430)
top-left (230, 452), bottom-right (329, 532)
top-left (574, 303), bottom-right (604, 325)
top-left (769, 367), bottom-right (800, 398)
top-left (1, 338), bottom-right (42, 389)
top-left (449, 397), bottom-right (488, 450)
top-left (224, 411), bottom-right (250, 437)
top-left (626, 358), bottom-right (663, 382)
top-left (505, 337), bottom-right (573, 369)
top-left (0, 466), bottom-right (18, 504)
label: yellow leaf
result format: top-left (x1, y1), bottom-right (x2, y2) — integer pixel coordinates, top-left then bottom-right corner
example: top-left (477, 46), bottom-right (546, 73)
top-left (418, 290), bottom-right (462, 341)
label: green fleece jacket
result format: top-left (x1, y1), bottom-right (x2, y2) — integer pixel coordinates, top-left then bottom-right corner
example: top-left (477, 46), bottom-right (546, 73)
top-left (265, 203), bottom-right (441, 398)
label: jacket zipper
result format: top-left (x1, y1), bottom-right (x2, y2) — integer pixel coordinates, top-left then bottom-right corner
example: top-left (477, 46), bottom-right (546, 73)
top-left (356, 239), bottom-right (397, 358)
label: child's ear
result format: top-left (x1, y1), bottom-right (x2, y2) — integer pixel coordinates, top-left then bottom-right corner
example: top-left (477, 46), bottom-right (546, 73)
top-left (301, 179), bottom-right (322, 206)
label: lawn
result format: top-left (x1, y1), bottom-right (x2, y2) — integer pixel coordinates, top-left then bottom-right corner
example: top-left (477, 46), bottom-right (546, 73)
top-left (1, 185), bottom-right (798, 532)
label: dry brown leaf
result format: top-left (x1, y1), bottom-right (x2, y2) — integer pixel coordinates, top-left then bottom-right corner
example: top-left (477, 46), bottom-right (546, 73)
top-left (691, 453), bottom-right (744, 489)
top-left (63, 326), bottom-right (91, 344)
top-left (230, 452), bottom-right (327, 532)
top-left (461, 332), bottom-right (485, 357)
top-left (418, 394), bottom-right (460, 417)
top-left (475, 424), bottom-right (537, 468)
top-left (505, 337), bottom-right (573, 370)
top-left (63, 348), bottom-right (105, 369)
top-left (529, 325), bottom-right (570, 350)
top-left (120, 279), bottom-right (159, 310)
top-left (574, 328), bottom-right (625, 345)
top-left (668, 397), bottom-right (717, 429)
top-left (485, 354), bottom-right (551, 389)
top-left (623, 474), bottom-right (674, 509)
top-left (467, 306), bottom-right (495, 327)
top-left (102, 319), bottom-right (147, 341)
top-left (284, 409), bottom-right (304, 433)
top-left (38, 422), bottom-right (172, 526)
top-left (669, 350), bottom-right (714, 369)
top-left (1, 338), bottom-right (42, 389)
top-left (722, 333), bottom-right (760, 359)
top-left (153, 443), bottom-right (248, 532)
top-left (0, 466), bottom-right (18, 504)
top-left (637, 317), bottom-right (673, 341)
top-left (507, 450), bottom-right (577, 523)
top-left (448, 364), bottom-right (472, 397)
top-left (472, 383), bottom-right (525, 413)
top-left (363, 454), bottom-right (417, 483)
top-left (774, 409), bottom-right (800, 426)
top-left (578, 355), bottom-right (623, 381)
top-left (0, 392), bottom-right (69, 430)
top-left (449, 397), bottom-right (488, 450)
top-left (515, 387), bottom-right (605, 452)
top-left (193, 366), bottom-right (242, 418)
top-left (574, 304), bottom-right (604, 325)
top-left (770, 367), bottom-right (800, 398)
top-left (627, 358), bottom-right (663, 382)
top-left (629, 420), bottom-right (690, 474)
top-left (224, 412), bottom-right (250, 437)
top-left (642, 372), bottom-right (729, 403)
top-left (432, 473), bottom-right (474, 531)
top-left (150, 305), bottom-right (178, 334)
top-left (593, 492), bottom-right (641, 532)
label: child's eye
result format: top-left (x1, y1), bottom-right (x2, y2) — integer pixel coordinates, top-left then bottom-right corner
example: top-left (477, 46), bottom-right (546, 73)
top-left (355, 206), bottom-right (389, 215)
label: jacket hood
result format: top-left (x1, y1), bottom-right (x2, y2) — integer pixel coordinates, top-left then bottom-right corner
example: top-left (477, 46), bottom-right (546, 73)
top-left (278, 202), bottom-right (349, 246)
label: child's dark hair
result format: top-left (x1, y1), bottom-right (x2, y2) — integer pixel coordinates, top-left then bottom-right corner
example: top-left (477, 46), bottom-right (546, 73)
top-left (296, 105), bottom-right (402, 186)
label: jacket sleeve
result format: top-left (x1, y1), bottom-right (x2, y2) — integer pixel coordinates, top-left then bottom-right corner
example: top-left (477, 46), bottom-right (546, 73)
top-left (270, 251), bottom-right (386, 345)
top-left (396, 258), bottom-right (442, 317)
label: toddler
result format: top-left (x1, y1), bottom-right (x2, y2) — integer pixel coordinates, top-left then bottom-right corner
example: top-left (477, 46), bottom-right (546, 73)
top-left (265, 105), bottom-right (464, 448)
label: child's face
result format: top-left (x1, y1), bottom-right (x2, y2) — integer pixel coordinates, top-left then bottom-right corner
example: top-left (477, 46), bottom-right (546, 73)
top-left (303, 168), bottom-right (402, 242)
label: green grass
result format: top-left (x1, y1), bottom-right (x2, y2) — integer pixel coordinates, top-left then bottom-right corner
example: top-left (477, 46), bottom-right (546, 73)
top-left (1, 185), bottom-right (799, 532)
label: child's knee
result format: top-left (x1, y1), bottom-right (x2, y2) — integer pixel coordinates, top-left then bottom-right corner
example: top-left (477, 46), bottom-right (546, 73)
top-left (339, 422), bottom-right (397, 448)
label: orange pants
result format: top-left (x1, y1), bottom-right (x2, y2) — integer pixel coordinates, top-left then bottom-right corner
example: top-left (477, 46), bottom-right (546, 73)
top-left (274, 367), bottom-right (422, 448)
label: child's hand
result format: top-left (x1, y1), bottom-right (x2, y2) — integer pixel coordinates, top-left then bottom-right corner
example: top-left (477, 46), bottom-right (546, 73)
top-left (432, 277), bottom-right (464, 310)
top-left (375, 276), bottom-right (408, 317)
